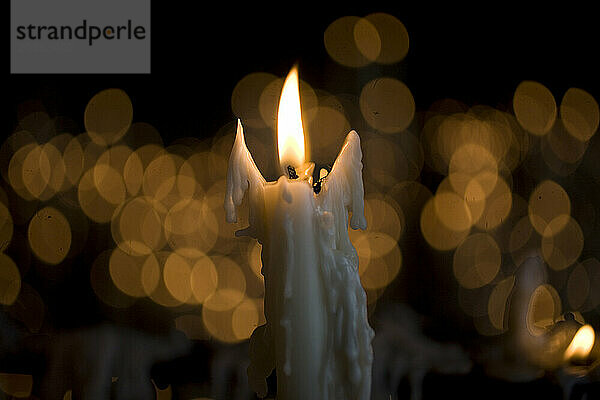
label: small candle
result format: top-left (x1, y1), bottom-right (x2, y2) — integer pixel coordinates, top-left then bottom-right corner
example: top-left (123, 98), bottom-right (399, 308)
top-left (225, 67), bottom-right (373, 400)
top-left (557, 324), bottom-right (599, 400)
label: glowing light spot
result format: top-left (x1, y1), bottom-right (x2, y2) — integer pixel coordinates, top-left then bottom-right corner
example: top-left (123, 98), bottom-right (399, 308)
top-left (541, 215), bottom-right (584, 271)
top-left (8, 143), bottom-right (37, 201)
top-left (90, 250), bottom-right (136, 309)
top-left (364, 197), bottom-right (404, 241)
top-left (28, 206), bottom-right (71, 265)
top-left (307, 106), bottom-right (351, 165)
top-left (148, 251), bottom-right (184, 308)
top-left (143, 153), bottom-right (177, 201)
top-left (190, 255), bottom-right (218, 304)
top-left (513, 81), bottom-right (557, 136)
top-left (113, 196), bottom-right (165, 256)
top-left (232, 297), bottom-right (259, 340)
top-left (84, 89), bottom-right (133, 146)
top-left (560, 87), bottom-right (599, 142)
top-left (528, 180), bottom-right (571, 235)
top-left (109, 248), bottom-right (159, 298)
top-left (420, 196), bottom-right (470, 251)
top-left (63, 135), bottom-right (84, 186)
top-left (453, 233), bottom-right (501, 289)
top-left (360, 78), bottom-right (415, 133)
top-left (163, 252), bottom-right (193, 303)
top-left (359, 241), bottom-right (402, 290)
top-left (564, 324), bottom-right (595, 361)
top-left (21, 144), bottom-right (51, 200)
top-left (123, 144), bottom-right (164, 197)
top-left (78, 167), bottom-right (121, 223)
top-left (92, 164), bottom-right (126, 206)
top-left (164, 199), bottom-right (218, 258)
top-left (353, 18), bottom-right (381, 61)
top-left (364, 13), bottom-right (409, 64)
top-left (474, 176), bottom-right (512, 231)
top-left (434, 191), bottom-right (473, 232)
top-left (203, 256), bottom-right (246, 312)
top-left (231, 72), bottom-right (278, 128)
top-left (324, 16), bottom-right (373, 68)
top-left (202, 307), bottom-right (238, 343)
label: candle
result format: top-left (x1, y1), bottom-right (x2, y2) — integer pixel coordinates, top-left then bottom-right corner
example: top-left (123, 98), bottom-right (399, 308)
top-left (225, 67), bottom-right (373, 399)
top-left (557, 323), bottom-right (599, 400)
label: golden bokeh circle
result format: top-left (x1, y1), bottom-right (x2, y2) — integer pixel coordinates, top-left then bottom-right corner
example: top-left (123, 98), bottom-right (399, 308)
top-left (560, 87), bottom-right (599, 142)
top-left (231, 297), bottom-right (260, 341)
top-left (364, 13), bottom-right (409, 64)
top-left (28, 206), bottom-right (72, 265)
top-left (190, 255), bottom-right (219, 304)
top-left (513, 81), bottom-right (557, 136)
top-left (324, 16), bottom-right (373, 68)
top-left (84, 89), bottom-right (133, 146)
top-left (203, 256), bottom-right (246, 312)
top-left (109, 248), bottom-right (159, 298)
top-left (163, 252), bottom-right (194, 303)
top-left (353, 18), bottom-right (381, 62)
top-left (528, 180), bottom-right (571, 235)
top-left (420, 196), bottom-right (470, 251)
top-left (453, 233), bottom-right (501, 289)
top-left (541, 215), bottom-right (584, 271)
top-left (360, 78), bottom-right (415, 133)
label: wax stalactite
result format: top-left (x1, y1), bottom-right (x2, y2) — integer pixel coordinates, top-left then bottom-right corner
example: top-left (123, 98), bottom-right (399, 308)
top-left (225, 67), bottom-right (372, 400)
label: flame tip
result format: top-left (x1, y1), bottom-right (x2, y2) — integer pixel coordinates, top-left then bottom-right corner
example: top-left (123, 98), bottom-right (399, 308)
top-left (277, 66), bottom-right (306, 169)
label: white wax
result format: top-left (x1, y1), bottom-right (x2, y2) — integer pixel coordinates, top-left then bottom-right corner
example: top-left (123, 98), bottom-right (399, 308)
top-left (225, 122), bottom-right (373, 400)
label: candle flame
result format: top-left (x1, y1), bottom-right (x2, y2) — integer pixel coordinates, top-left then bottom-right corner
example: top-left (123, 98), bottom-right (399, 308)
top-left (277, 66), bottom-right (306, 171)
top-left (564, 324), bottom-right (595, 361)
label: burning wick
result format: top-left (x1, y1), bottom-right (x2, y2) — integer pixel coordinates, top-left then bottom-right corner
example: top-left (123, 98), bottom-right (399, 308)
top-left (287, 165), bottom-right (299, 180)
top-left (313, 167), bottom-right (330, 194)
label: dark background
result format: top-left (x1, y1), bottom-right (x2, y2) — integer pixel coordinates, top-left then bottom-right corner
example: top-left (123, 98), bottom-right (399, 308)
top-left (4, 3), bottom-right (600, 399)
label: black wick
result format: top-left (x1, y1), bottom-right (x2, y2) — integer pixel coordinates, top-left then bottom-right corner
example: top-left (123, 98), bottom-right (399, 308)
top-left (312, 166), bottom-right (330, 194)
top-left (287, 165), bottom-right (298, 180)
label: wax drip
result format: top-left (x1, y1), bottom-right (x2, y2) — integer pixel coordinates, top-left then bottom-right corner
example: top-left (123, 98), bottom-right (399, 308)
top-left (287, 165), bottom-right (298, 179)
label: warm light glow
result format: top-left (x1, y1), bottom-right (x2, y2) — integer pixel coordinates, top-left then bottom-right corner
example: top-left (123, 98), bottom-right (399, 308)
top-left (277, 66), bottom-right (306, 170)
top-left (564, 324), bottom-right (595, 361)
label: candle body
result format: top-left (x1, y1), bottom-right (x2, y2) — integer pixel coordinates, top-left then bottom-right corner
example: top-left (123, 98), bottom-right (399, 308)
top-left (226, 125), bottom-right (373, 400)
top-left (262, 177), bottom-right (327, 399)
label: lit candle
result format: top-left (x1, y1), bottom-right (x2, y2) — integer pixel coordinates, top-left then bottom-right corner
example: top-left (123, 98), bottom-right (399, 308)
top-left (557, 323), bottom-right (599, 400)
top-left (225, 66), bottom-right (373, 399)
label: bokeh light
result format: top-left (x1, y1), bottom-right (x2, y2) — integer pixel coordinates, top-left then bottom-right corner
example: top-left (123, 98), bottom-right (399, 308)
top-left (84, 88), bottom-right (133, 146)
top-left (513, 81), bottom-right (557, 136)
top-left (359, 78), bottom-right (415, 133)
top-left (560, 87), bottom-right (599, 142)
top-left (453, 233), bottom-right (501, 289)
top-left (27, 206), bottom-right (72, 265)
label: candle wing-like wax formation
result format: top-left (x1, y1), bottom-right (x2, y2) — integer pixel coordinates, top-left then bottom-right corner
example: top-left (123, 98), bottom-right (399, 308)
top-left (225, 121), bottom-right (373, 400)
